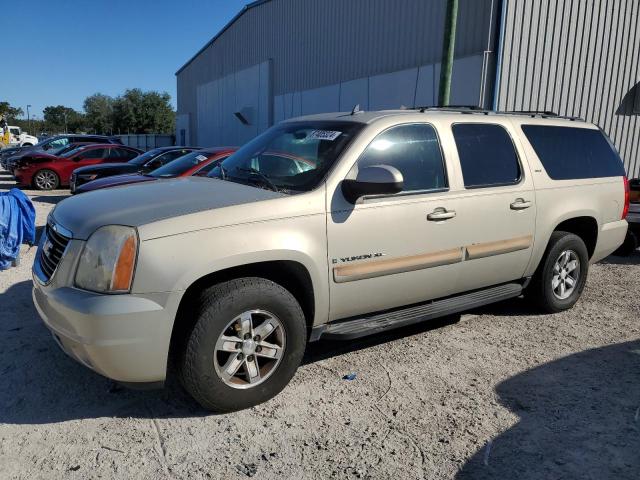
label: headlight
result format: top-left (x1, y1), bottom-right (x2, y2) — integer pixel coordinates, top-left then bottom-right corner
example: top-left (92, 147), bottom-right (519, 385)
top-left (79, 174), bottom-right (98, 180)
top-left (75, 225), bottom-right (138, 293)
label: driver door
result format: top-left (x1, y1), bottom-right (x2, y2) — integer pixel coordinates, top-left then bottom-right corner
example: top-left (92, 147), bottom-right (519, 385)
top-left (326, 123), bottom-right (463, 321)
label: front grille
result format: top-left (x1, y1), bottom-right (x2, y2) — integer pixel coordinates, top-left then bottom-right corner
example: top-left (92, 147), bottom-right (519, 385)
top-left (38, 223), bottom-right (71, 282)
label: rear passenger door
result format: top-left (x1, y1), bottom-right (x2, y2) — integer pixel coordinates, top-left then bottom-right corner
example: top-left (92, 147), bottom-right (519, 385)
top-left (447, 122), bottom-right (536, 292)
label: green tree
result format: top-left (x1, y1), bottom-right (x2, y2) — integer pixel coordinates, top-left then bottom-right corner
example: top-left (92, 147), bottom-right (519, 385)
top-left (43, 105), bottom-right (85, 133)
top-left (0, 101), bottom-right (24, 121)
top-left (111, 89), bottom-right (174, 134)
top-left (84, 93), bottom-right (114, 135)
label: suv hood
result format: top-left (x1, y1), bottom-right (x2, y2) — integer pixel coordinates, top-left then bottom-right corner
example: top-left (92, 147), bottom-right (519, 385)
top-left (52, 177), bottom-right (285, 240)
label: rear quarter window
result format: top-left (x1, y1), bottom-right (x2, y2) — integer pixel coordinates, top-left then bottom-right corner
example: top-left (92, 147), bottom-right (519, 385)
top-left (521, 125), bottom-right (625, 180)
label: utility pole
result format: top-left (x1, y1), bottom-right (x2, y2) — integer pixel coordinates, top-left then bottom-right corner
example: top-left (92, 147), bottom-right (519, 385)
top-left (438, 0), bottom-right (459, 106)
top-left (27, 105), bottom-right (31, 134)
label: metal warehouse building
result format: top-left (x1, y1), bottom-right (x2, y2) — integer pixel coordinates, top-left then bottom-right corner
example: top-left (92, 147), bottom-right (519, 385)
top-left (176, 0), bottom-right (640, 176)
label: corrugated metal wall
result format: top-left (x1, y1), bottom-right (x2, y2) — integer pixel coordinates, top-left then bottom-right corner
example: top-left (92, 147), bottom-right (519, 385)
top-left (497, 0), bottom-right (640, 177)
top-left (177, 0), bottom-right (497, 144)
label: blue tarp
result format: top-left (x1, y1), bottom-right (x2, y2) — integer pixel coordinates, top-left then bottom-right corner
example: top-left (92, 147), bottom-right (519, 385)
top-left (0, 189), bottom-right (36, 270)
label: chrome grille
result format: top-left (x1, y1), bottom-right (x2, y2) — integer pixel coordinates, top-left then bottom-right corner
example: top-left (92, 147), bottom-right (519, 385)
top-left (38, 223), bottom-right (71, 281)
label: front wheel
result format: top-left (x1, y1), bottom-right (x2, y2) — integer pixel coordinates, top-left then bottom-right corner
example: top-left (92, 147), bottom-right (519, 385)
top-left (32, 169), bottom-right (60, 190)
top-left (179, 277), bottom-right (307, 412)
top-left (528, 231), bottom-right (589, 313)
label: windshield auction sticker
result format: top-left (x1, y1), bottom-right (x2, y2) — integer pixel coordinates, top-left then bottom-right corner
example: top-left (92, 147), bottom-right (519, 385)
top-left (308, 130), bottom-right (342, 141)
top-left (195, 154), bottom-right (208, 162)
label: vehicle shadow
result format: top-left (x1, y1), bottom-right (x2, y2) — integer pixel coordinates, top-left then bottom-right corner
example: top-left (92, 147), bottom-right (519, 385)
top-left (29, 194), bottom-right (70, 205)
top-left (456, 339), bottom-right (640, 479)
top-left (600, 249), bottom-right (640, 265)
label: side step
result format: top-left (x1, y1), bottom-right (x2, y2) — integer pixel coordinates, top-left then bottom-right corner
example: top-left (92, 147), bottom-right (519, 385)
top-left (311, 282), bottom-right (523, 341)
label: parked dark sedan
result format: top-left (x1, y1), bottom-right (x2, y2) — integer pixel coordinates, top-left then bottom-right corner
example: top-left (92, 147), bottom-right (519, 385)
top-left (70, 146), bottom-right (196, 193)
top-left (74, 147), bottom-right (236, 194)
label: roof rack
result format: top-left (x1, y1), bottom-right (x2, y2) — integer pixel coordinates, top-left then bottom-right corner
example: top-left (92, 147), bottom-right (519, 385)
top-left (412, 106), bottom-right (584, 121)
top-left (502, 110), bottom-right (584, 121)
top-left (415, 105), bottom-right (490, 114)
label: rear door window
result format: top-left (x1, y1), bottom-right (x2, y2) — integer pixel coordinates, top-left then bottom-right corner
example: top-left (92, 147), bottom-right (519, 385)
top-left (77, 148), bottom-right (108, 160)
top-left (110, 148), bottom-right (138, 160)
top-left (452, 123), bottom-right (521, 188)
top-left (356, 123), bottom-right (447, 192)
top-left (521, 125), bottom-right (625, 180)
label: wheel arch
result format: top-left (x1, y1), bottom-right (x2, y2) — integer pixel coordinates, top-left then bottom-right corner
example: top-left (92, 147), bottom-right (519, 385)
top-left (552, 216), bottom-right (598, 259)
top-left (168, 260), bottom-right (316, 367)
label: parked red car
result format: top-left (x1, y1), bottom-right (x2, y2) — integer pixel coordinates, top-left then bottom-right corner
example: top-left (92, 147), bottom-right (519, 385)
top-left (73, 147), bottom-right (237, 193)
top-left (14, 144), bottom-right (143, 190)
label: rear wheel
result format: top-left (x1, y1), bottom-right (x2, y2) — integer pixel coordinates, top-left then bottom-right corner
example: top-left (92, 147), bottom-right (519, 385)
top-left (32, 169), bottom-right (60, 190)
top-left (528, 231), bottom-right (589, 313)
top-left (179, 277), bottom-right (307, 412)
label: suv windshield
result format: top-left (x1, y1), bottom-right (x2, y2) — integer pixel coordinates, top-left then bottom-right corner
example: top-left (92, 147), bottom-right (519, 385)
top-left (209, 121), bottom-right (363, 193)
top-left (149, 151), bottom-right (212, 177)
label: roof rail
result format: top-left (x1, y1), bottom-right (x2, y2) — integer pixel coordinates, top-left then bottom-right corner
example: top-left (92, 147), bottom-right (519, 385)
top-left (411, 106), bottom-right (584, 121)
top-left (414, 105), bottom-right (491, 114)
top-left (502, 110), bottom-right (584, 121)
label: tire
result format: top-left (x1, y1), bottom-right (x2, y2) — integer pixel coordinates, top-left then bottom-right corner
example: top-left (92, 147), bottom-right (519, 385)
top-left (179, 277), bottom-right (307, 412)
top-left (612, 229), bottom-right (638, 257)
top-left (32, 169), bottom-right (60, 190)
top-left (528, 231), bottom-right (589, 313)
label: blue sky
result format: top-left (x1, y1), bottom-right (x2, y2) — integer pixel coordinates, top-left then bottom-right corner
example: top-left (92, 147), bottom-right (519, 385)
top-left (1, 0), bottom-right (247, 119)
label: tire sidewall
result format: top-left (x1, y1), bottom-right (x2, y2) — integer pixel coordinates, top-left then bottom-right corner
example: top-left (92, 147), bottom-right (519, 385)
top-left (540, 233), bottom-right (589, 312)
top-left (182, 278), bottom-right (306, 412)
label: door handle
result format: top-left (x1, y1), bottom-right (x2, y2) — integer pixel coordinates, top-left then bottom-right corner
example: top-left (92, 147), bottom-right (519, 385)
top-left (427, 208), bottom-right (456, 221)
top-left (510, 198), bottom-right (532, 210)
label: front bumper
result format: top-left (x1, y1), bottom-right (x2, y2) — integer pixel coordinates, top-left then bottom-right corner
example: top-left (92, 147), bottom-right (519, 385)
top-left (32, 280), bottom-right (180, 383)
top-left (31, 231), bottom-right (182, 384)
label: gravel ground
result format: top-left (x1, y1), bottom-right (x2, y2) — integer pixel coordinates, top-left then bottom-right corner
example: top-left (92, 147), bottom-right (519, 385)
top-left (1, 170), bottom-right (639, 479)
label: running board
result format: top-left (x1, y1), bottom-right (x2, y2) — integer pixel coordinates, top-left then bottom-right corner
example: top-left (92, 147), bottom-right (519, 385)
top-left (310, 282), bottom-right (523, 341)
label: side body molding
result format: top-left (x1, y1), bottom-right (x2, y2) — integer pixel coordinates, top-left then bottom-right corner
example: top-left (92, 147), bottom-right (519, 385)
top-left (333, 235), bottom-right (533, 283)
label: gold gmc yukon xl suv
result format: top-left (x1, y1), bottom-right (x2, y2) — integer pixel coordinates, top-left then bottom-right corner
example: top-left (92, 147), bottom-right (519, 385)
top-left (32, 109), bottom-right (629, 411)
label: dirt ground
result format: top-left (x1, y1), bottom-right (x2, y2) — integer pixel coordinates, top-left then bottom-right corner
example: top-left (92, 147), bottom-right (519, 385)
top-left (1, 170), bottom-right (639, 479)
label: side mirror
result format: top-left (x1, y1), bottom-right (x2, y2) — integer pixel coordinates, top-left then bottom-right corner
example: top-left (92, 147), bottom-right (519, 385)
top-left (341, 165), bottom-right (403, 203)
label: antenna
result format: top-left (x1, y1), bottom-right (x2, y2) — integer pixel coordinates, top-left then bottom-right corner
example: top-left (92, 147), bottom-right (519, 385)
top-left (351, 104), bottom-right (362, 115)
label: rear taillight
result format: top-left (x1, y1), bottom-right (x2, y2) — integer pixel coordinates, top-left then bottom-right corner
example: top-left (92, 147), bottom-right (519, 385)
top-left (622, 176), bottom-right (630, 219)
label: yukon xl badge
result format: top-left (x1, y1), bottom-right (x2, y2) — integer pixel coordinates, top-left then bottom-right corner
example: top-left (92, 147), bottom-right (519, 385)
top-left (332, 253), bottom-right (385, 264)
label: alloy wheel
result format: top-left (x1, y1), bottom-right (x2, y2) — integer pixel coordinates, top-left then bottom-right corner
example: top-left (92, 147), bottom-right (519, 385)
top-left (34, 171), bottom-right (57, 190)
top-left (213, 310), bottom-right (286, 389)
top-left (551, 250), bottom-right (580, 300)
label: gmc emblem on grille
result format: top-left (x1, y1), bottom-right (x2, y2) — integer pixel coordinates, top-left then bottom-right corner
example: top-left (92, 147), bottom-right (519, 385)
top-left (43, 238), bottom-right (53, 257)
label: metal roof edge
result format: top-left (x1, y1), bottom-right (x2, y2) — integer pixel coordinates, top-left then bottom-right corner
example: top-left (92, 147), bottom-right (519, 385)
top-left (175, 0), bottom-right (272, 76)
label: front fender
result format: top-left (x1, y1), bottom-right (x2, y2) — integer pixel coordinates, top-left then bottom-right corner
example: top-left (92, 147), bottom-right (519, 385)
top-left (132, 214), bottom-right (329, 325)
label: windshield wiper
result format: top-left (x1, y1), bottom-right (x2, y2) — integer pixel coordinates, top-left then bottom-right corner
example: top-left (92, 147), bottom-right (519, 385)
top-left (235, 167), bottom-right (279, 192)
